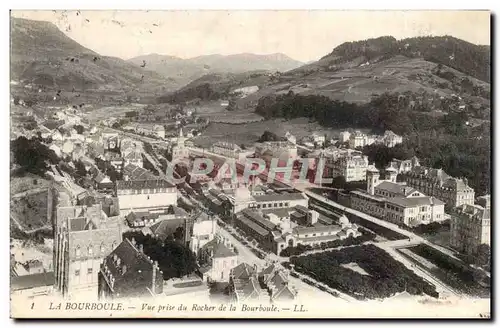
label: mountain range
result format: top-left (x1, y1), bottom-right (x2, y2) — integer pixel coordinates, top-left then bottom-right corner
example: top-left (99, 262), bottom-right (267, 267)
top-left (127, 53), bottom-right (303, 86)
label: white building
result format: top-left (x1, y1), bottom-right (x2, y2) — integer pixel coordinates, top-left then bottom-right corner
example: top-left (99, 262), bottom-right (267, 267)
top-left (190, 212), bottom-right (217, 255)
top-left (168, 128), bottom-right (189, 161)
top-left (450, 203), bottom-right (491, 255)
top-left (327, 154), bottom-right (369, 182)
top-left (380, 130), bottom-right (403, 148)
top-left (349, 166), bottom-right (446, 226)
top-left (339, 131), bottom-right (351, 143)
top-left (116, 179), bottom-right (177, 214)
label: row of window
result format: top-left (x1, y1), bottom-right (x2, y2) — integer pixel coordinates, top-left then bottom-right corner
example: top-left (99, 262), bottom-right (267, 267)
top-left (255, 202), bottom-right (290, 209)
top-left (74, 268), bottom-right (93, 276)
top-left (75, 242), bottom-right (117, 257)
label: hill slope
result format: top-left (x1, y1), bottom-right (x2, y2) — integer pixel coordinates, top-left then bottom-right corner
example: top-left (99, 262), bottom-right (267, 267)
top-left (10, 17), bottom-right (180, 99)
top-left (128, 52), bottom-right (303, 86)
top-left (157, 36), bottom-right (490, 114)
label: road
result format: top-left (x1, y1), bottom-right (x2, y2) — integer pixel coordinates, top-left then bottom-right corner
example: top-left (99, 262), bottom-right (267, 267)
top-left (305, 191), bottom-right (460, 260)
top-left (215, 223), bottom-right (350, 303)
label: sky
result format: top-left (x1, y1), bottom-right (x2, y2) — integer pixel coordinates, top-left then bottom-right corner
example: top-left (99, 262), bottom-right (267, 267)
top-left (11, 10), bottom-right (491, 62)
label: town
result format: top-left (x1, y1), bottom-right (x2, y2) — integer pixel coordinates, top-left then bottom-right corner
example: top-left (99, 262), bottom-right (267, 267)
top-left (11, 98), bottom-right (490, 306)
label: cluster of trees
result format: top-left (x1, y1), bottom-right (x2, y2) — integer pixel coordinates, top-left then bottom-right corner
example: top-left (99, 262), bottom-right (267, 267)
top-left (321, 36), bottom-right (490, 82)
top-left (95, 157), bottom-right (121, 182)
top-left (409, 220), bottom-right (450, 236)
top-left (258, 130), bottom-right (281, 142)
top-left (122, 231), bottom-right (197, 280)
top-left (291, 244), bottom-right (439, 300)
top-left (279, 228), bottom-right (376, 257)
top-left (158, 83), bottom-right (228, 104)
top-left (255, 92), bottom-right (372, 128)
top-left (73, 125), bottom-right (85, 134)
top-left (409, 244), bottom-right (490, 295)
top-left (11, 136), bottom-right (59, 176)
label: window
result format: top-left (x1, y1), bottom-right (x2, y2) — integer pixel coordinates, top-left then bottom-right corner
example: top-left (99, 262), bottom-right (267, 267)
top-left (221, 272), bottom-right (224, 280)
top-left (76, 246), bottom-right (81, 257)
top-left (147, 195), bottom-right (150, 200)
top-left (88, 268), bottom-right (93, 274)
top-left (262, 204), bottom-right (266, 208)
top-left (88, 246), bottom-right (93, 256)
top-left (75, 270), bottom-right (80, 276)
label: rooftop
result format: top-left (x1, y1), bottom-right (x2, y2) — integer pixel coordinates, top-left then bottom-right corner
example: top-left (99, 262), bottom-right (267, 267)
top-left (376, 181), bottom-right (416, 197)
top-left (253, 192), bottom-right (306, 203)
top-left (387, 196), bottom-right (445, 208)
top-left (11, 272), bottom-right (55, 291)
top-left (116, 179), bottom-right (175, 190)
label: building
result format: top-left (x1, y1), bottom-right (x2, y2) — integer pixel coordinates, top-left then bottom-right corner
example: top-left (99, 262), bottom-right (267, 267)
top-left (229, 263), bottom-right (267, 303)
top-left (402, 166), bottom-right (475, 209)
top-left (123, 123), bottom-right (165, 139)
top-left (11, 272), bottom-right (55, 298)
top-left (259, 264), bottom-right (297, 303)
top-left (116, 179), bottom-right (177, 214)
top-left (198, 237), bottom-right (238, 283)
top-left (349, 166), bottom-right (446, 226)
top-left (348, 131), bottom-right (373, 149)
top-left (53, 204), bottom-right (124, 296)
top-left (389, 156), bottom-right (420, 174)
top-left (275, 213), bottom-right (360, 251)
top-left (123, 151), bottom-right (143, 168)
top-left (284, 131), bottom-right (296, 145)
top-left (255, 141), bottom-right (298, 161)
top-left (125, 205), bottom-right (189, 228)
top-left (210, 142), bottom-right (252, 160)
top-left (339, 131), bottom-right (351, 143)
top-left (122, 163), bottom-right (156, 181)
top-left (168, 128), bottom-right (189, 161)
top-left (190, 212), bottom-right (217, 255)
top-left (450, 204), bottom-right (491, 255)
top-left (98, 238), bottom-right (163, 299)
top-left (380, 130), bottom-right (403, 148)
top-left (327, 154), bottom-right (369, 182)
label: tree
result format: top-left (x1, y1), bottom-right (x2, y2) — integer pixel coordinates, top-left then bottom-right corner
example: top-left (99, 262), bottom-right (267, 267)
top-left (258, 130), bottom-right (280, 142)
top-left (74, 125), bottom-right (85, 134)
top-left (11, 137), bottom-right (59, 176)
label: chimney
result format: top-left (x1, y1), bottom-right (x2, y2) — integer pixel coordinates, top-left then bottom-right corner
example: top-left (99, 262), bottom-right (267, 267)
top-left (122, 265), bottom-right (127, 275)
top-left (138, 244), bottom-right (144, 253)
top-left (131, 237), bottom-right (136, 247)
top-left (253, 264), bottom-right (258, 272)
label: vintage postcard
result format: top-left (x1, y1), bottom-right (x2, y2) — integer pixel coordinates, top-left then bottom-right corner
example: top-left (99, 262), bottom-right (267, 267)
top-left (9, 10), bottom-right (491, 319)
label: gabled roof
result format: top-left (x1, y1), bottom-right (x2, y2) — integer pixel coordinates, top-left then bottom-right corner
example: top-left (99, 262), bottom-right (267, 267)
top-left (231, 263), bottom-right (255, 280)
top-left (376, 181), bottom-right (416, 197)
top-left (122, 164), bottom-right (156, 181)
top-left (212, 243), bottom-right (236, 259)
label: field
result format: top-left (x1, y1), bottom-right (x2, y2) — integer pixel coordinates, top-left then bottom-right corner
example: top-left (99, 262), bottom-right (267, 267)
top-left (84, 103), bottom-right (145, 123)
top-left (10, 188), bottom-right (53, 232)
top-left (194, 117), bottom-right (362, 148)
top-left (291, 244), bottom-right (439, 300)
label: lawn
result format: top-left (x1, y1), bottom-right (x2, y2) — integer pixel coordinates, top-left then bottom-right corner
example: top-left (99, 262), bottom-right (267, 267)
top-left (290, 244), bottom-right (439, 300)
